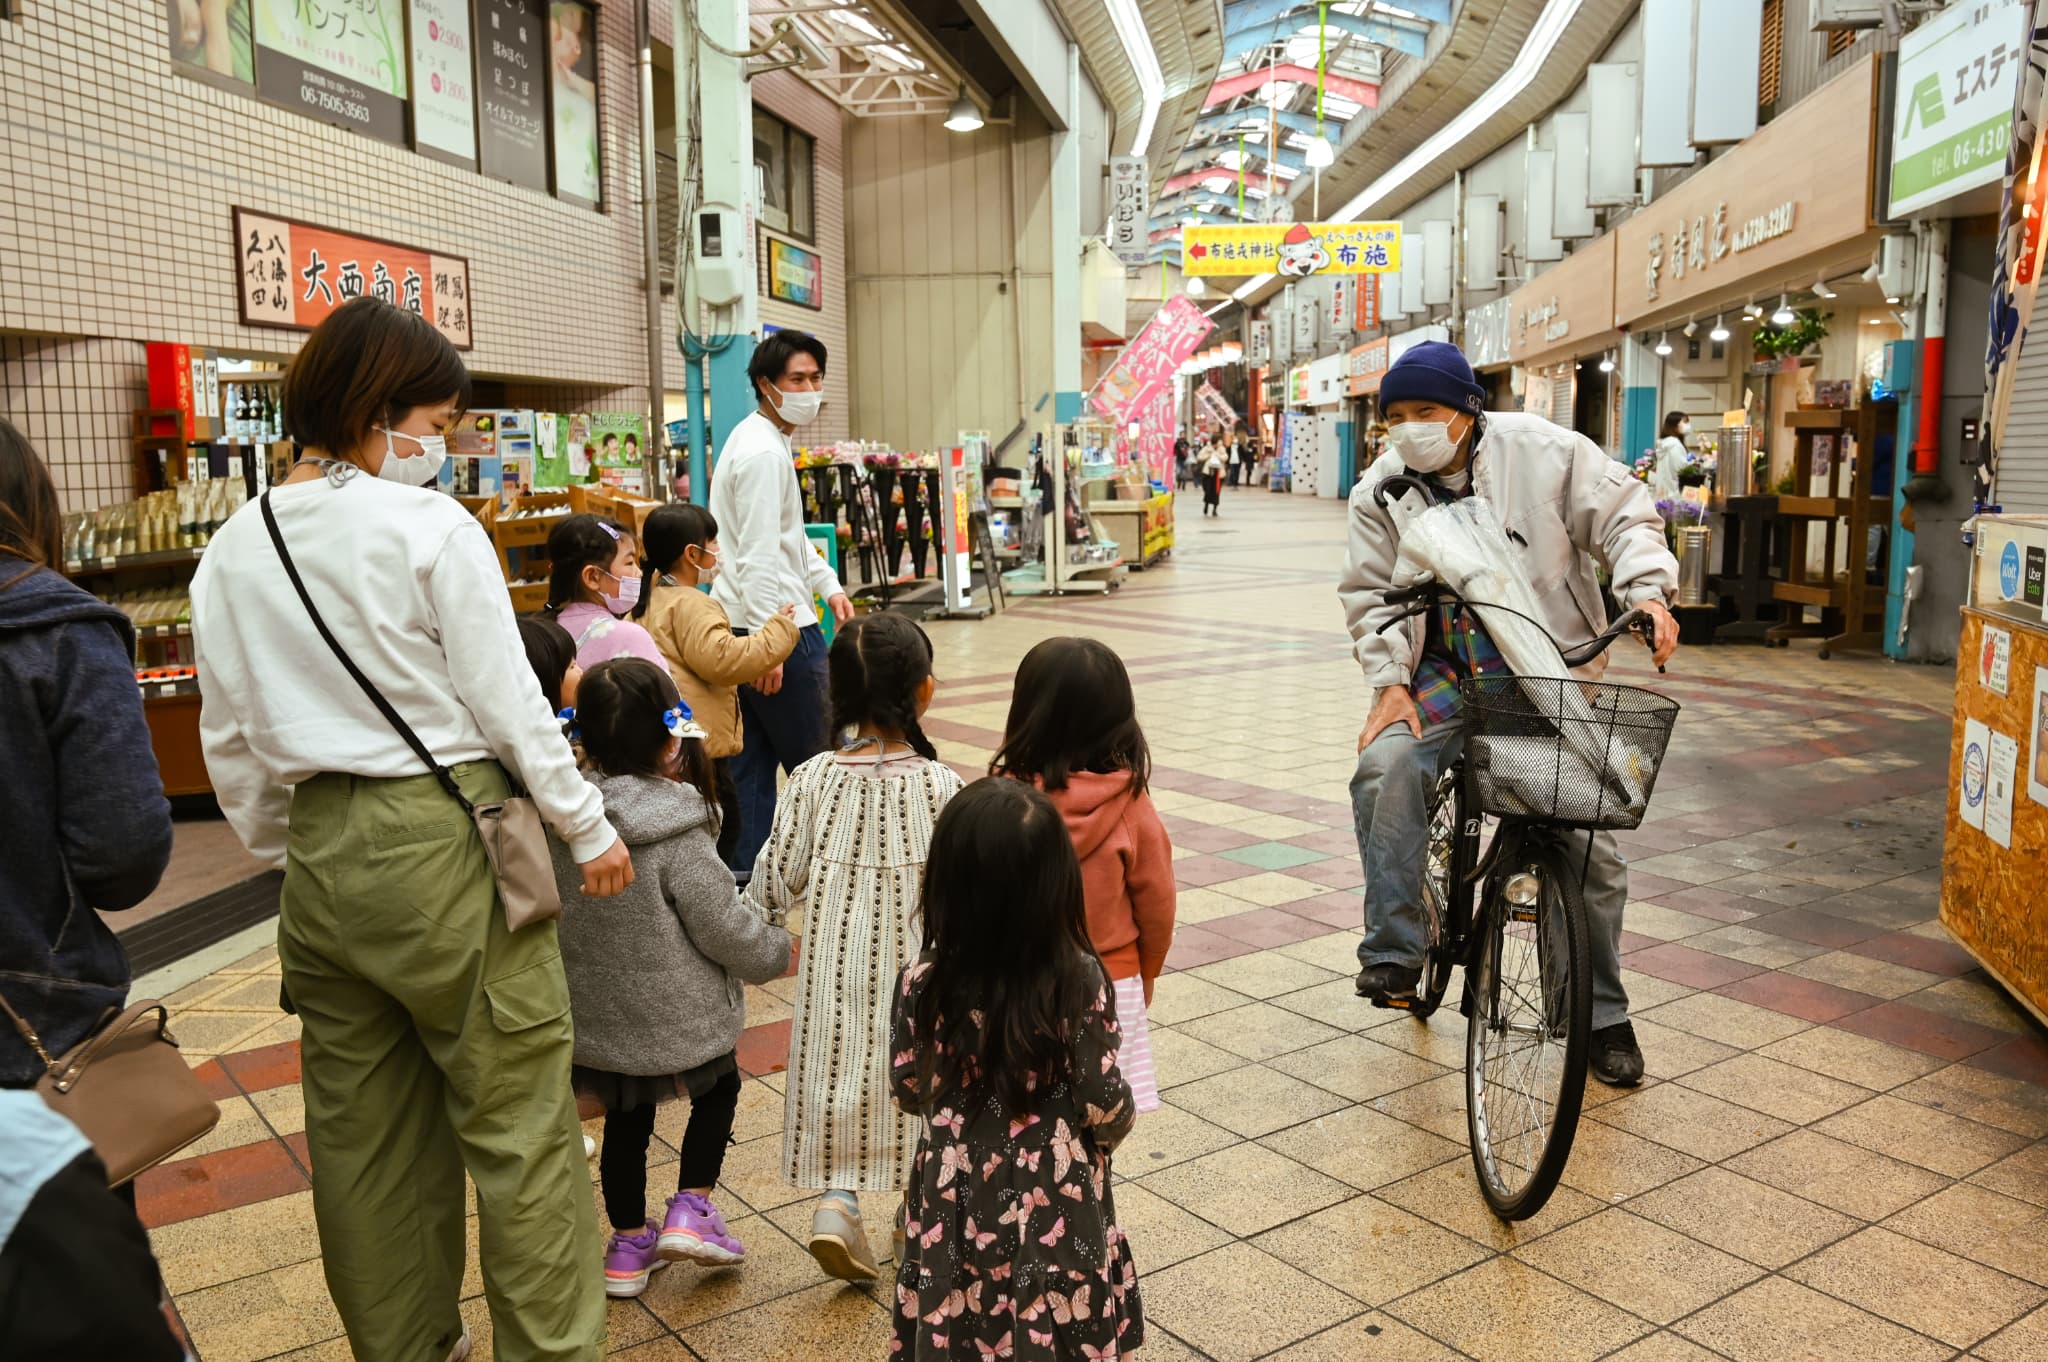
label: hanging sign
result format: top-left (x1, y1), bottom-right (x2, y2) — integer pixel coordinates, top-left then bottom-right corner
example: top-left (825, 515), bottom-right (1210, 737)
top-left (1196, 382), bottom-right (1237, 429)
top-left (1354, 274), bottom-right (1381, 331)
top-left (766, 236), bottom-right (823, 308)
top-left (1248, 319), bottom-right (1272, 367)
top-left (1890, 0), bottom-right (2028, 217)
top-left (233, 207), bottom-right (474, 349)
top-left (1183, 221), bottom-right (1403, 277)
top-left (1347, 338), bottom-right (1390, 396)
top-left (476, 0), bottom-right (551, 194)
top-left (1288, 365), bottom-right (1311, 405)
top-left (1110, 156), bottom-right (1151, 266)
top-left (1293, 294), bottom-right (1317, 354)
top-left (253, 0), bottom-right (408, 146)
top-left (1328, 277), bottom-right (1354, 336)
top-left (1088, 294), bottom-right (1216, 424)
top-left (410, 0), bottom-right (477, 165)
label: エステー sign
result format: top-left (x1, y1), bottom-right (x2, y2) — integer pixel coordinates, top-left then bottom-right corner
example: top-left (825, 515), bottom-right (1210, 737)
top-left (233, 208), bottom-right (473, 349)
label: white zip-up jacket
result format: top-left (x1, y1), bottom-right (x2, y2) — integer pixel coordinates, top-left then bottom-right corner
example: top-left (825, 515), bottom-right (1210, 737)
top-left (1338, 411), bottom-right (1678, 701)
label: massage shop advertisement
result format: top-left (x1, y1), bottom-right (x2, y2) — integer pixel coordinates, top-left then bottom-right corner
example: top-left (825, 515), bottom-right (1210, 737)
top-left (254, 0), bottom-right (409, 146)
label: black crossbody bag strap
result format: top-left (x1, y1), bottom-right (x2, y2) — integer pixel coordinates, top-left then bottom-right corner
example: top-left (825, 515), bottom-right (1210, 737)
top-left (260, 492), bottom-right (474, 814)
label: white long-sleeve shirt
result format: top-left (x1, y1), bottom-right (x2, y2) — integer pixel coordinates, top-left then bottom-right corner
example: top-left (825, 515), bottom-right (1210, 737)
top-left (189, 475), bottom-right (616, 868)
top-left (709, 410), bottom-right (844, 632)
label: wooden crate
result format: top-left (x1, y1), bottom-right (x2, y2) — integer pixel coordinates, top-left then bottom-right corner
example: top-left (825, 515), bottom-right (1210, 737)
top-left (508, 581), bottom-right (550, 615)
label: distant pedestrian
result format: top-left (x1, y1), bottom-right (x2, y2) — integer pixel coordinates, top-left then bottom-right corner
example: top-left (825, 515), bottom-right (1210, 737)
top-left (1199, 438), bottom-right (1226, 516)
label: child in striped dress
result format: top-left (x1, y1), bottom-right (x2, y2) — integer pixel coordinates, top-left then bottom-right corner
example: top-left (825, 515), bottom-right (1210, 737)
top-left (747, 613), bottom-right (962, 1282)
top-left (990, 638), bottom-right (1175, 1111)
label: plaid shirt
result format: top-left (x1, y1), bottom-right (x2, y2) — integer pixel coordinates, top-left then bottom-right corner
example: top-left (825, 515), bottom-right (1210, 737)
top-left (1406, 480), bottom-right (1512, 727)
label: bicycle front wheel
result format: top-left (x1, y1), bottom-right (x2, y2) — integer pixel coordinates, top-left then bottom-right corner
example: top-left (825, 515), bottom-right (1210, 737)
top-left (1465, 840), bottom-right (1592, 1220)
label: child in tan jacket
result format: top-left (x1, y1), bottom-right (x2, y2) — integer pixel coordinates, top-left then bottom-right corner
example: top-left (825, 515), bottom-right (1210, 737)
top-left (636, 503), bottom-right (799, 873)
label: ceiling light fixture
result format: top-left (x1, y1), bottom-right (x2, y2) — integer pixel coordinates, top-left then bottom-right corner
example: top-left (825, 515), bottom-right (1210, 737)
top-left (1187, 276), bottom-right (1208, 297)
top-left (1234, 0), bottom-right (1587, 303)
top-left (1710, 315), bottom-right (1730, 341)
top-left (943, 87), bottom-right (982, 133)
top-left (1772, 293), bottom-right (1795, 325)
top-left (1682, 319), bottom-right (1699, 338)
top-left (1813, 277), bottom-right (1838, 300)
top-left (1304, 133), bottom-right (1335, 168)
top-left (1654, 332), bottom-right (1673, 356)
top-left (1598, 353), bottom-right (1616, 373)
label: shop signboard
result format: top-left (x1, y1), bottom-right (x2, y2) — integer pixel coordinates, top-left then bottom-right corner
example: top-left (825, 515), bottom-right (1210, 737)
top-left (1196, 382), bottom-right (1237, 429)
top-left (1293, 291), bottom-right (1318, 355)
top-left (253, 0), bottom-right (408, 146)
top-left (1615, 62), bottom-right (1878, 325)
top-left (1288, 365), bottom-right (1311, 405)
top-left (410, 0), bottom-right (477, 166)
top-left (766, 236), bottom-right (823, 309)
top-left (1328, 277), bottom-right (1353, 337)
top-left (1248, 319), bottom-right (1272, 367)
top-left (1355, 274), bottom-right (1381, 331)
top-left (1347, 338), bottom-right (1390, 397)
top-left (1109, 156), bottom-right (1150, 266)
top-left (549, 1), bottom-right (602, 206)
top-left (233, 207), bottom-right (473, 349)
top-left (1088, 293), bottom-right (1215, 425)
top-left (477, 0), bottom-right (551, 194)
top-left (169, 0), bottom-right (255, 85)
top-left (1502, 232), bottom-right (1617, 369)
top-left (1465, 296), bottom-right (1515, 370)
top-left (1183, 221), bottom-right (1402, 276)
top-left (1889, 0), bottom-right (2028, 217)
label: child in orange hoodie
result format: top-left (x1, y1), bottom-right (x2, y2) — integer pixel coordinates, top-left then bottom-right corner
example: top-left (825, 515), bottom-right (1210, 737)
top-left (992, 637), bottom-right (1175, 1110)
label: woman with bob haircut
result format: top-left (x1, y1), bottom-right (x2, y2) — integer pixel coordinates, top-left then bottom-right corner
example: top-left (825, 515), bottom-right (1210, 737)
top-left (190, 298), bottom-right (631, 1362)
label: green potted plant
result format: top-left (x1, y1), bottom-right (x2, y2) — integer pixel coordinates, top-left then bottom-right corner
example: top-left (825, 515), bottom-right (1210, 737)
top-left (1752, 308), bottom-right (1830, 361)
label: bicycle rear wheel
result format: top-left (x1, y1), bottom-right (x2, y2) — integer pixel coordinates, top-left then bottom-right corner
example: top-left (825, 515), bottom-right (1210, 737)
top-left (1407, 766), bottom-right (1461, 1021)
top-left (1465, 841), bottom-right (1591, 1220)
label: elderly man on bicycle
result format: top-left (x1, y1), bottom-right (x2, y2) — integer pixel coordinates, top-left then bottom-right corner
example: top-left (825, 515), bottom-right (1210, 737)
top-left (1339, 341), bottom-right (1680, 1087)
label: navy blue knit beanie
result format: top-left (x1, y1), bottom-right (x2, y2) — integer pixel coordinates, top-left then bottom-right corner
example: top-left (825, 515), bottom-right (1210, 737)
top-left (1379, 340), bottom-right (1485, 415)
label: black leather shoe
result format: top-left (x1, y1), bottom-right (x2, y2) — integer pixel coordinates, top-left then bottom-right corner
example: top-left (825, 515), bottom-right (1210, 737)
top-left (1355, 962), bottom-right (1422, 1004)
top-left (1589, 1021), bottom-right (1645, 1087)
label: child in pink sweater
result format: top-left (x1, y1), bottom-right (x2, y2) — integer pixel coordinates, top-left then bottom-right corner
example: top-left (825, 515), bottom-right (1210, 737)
top-left (991, 637), bottom-right (1175, 1110)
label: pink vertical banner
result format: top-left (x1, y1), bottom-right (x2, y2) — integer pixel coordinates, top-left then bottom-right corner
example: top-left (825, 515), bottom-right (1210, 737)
top-left (1090, 294), bottom-right (1217, 425)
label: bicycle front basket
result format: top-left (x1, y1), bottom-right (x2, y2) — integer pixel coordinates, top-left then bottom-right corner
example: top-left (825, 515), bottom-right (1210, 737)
top-left (1460, 676), bottom-right (1679, 830)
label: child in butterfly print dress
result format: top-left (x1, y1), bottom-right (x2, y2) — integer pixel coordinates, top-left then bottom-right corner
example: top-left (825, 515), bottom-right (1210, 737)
top-left (889, 779), bottom-right (1142, 1361)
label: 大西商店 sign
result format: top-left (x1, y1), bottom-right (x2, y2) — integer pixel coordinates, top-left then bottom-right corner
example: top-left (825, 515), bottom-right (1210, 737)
top-left (234, 208), bottom-right (473, 349)
top-left (1890, 0), bottom-right (2028, 216)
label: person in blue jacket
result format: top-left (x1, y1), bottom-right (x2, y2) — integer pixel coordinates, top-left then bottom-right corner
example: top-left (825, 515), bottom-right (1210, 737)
top-left (0, 418), bottom-right (173, 1090)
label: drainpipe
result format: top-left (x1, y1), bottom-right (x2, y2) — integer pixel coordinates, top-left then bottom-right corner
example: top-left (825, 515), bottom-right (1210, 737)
top-left (638, 0), bottom-right (667, 496)
top-left (1904, 218), bottom-right (1950, 502)
top-left (1451, 168), bottom-right (1467, 347)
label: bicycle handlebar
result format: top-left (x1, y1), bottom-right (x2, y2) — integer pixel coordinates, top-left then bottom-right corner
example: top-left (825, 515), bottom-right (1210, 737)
top-left (1373, 578), bottom-right (1662, 670)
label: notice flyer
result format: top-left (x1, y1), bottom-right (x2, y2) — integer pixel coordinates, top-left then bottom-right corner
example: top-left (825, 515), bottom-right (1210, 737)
top-left (1960, 718), bottom-right (1990, 831)
top-left (1986, 729), bottom-right (2018, 850)
top-left (1981, 625), bottom-right (2012, 695)
top-left (2031, 668), bottom-right (2048, 809)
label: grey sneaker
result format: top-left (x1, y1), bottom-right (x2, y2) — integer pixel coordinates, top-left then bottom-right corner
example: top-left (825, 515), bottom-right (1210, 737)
top-left (808, 1200), bottom-right (880, 1282)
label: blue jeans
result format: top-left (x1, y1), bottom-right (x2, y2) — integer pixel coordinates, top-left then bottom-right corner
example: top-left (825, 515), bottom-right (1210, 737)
top-left (730, 624), bottom-right (830, 875)
top-left (1349, 716), bottom-right (1634, 1030)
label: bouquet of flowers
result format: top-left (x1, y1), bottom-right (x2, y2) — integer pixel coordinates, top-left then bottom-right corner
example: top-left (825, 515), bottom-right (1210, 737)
top-left (1631, 451), bottom-right (1656, 483)
top-left (1655, 497), bottom-right (1708, 551)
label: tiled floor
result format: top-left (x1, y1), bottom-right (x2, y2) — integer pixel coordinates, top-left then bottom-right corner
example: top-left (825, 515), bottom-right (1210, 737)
top-left (143, 488), bottom-right (2048, 1361)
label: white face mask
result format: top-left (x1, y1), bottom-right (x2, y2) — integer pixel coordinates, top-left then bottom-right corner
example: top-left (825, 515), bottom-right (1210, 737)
top-left (691, 546), bottom-right (721, 588)
top-left (1677, 422), bottom-right (1691, 437)
top-left (1386, 416), bottom-right (1467, 474)
top-left (375, 427), bottom-right (448, 485)
top-left (766, 384), bottom-right (824, 428)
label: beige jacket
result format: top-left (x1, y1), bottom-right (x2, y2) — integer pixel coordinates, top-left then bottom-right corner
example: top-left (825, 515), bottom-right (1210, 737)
top-left (644, 580), bottom-right (799, 759)
top-left (1338, 412), bottom-right (1677, 701)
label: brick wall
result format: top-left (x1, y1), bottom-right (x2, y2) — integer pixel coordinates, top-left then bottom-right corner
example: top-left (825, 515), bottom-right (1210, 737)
top-left (750, 70), bottom-right (850, 446)
top-left (0, 0), bottom-right (659, 510)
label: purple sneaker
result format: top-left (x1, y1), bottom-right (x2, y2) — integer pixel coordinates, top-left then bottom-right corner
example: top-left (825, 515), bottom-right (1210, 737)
top-left (659, 1191), bottom-right (746, 1265)
top-left (603, 1222), bottom-right (667, 1298)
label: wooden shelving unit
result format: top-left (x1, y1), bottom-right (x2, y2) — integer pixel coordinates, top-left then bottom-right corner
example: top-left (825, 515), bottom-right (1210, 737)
top-left (1762, 405), bottom-right (1894, 657)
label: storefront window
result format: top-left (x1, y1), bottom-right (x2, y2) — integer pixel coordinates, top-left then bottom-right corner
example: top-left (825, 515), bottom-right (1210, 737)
top-left (755, 109), bottom-right (816, 241)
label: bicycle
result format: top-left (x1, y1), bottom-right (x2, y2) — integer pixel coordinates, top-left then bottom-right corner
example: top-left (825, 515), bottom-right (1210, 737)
top-left (1363, 474), bottom-right (1681, 1220)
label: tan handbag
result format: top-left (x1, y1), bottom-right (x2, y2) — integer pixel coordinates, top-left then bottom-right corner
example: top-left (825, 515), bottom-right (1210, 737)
top-left (1, 993), bottom-right (221, 1186)
top-left (262, 492), bottom-right (561, 931)
top-left (261, 493), bottom-right (562, 932)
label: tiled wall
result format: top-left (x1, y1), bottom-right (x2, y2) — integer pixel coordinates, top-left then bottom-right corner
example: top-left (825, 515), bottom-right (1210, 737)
top-left (751, 71), bottom-right (850, 447)
top-left (0, 0), bottom-right (660, 511)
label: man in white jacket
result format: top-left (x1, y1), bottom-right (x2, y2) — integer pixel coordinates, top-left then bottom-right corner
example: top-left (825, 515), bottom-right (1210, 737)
top-left (1338, 341), bottom-right (1680, 1086)
top-left (710, 330), bottom-right (855, 875)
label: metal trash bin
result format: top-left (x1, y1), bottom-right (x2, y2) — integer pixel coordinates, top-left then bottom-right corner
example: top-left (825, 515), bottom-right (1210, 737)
top-left (1677, 525), bottom-right (1714, 607)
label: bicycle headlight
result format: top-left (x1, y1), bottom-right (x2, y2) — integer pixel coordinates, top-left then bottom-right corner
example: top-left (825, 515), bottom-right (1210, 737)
top-left (1503, 871), bottom-right (1542, 907)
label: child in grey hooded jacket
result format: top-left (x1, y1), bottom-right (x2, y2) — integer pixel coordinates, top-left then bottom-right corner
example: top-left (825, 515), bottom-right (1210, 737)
top-left (549, 657), bottom-right (794, 1299)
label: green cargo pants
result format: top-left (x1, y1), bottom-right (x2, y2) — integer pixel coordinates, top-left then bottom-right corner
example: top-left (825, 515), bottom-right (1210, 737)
top-left (280, 762), bottom-right (604, 1362)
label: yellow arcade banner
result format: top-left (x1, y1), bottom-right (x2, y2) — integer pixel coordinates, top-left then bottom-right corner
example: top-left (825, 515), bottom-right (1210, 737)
top-left (1184, 221), bottom-right (1402, 277)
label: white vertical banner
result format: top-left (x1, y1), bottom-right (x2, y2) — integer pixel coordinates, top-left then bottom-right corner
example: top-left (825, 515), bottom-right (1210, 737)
top-left (1379, 261), bottom-right (1409, 320)
top-left (1274, 287), bottom-right (1297, 363)
top-left (1401, 229), bottom-right (1429, 316)
top-left (1640, 0), bottom-right (1696, 167)
top-left (1248, 319), bottom-right (1272, 367)
top-left (1423, 220), bottom-right (1454, 305)
top-left (1588, 64), bottom-right (1641, 203)
top-left (1526, 147), bottom-right (1563, 261)
top-left (1465, 194), bottom-right (1502, 290)
top-left (1552, 112), bottom-right (1596, 239)
top-left (1294, 281), bottom-right (1320, 353)
top-left (1692, 0), bottom-right (1762, 146)
top-left (1328, 276), bottom-right (1354, 337)
top-left (1109, 156), bottom-right (1151, 265)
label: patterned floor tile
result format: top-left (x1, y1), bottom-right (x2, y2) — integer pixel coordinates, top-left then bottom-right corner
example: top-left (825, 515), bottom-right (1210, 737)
top-left (1388, 1257), bottom-right (1654, 1362)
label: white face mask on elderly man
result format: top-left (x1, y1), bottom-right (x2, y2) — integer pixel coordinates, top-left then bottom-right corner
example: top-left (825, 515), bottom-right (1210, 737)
top-left (1385, 416), bottom-right (1468, 474)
